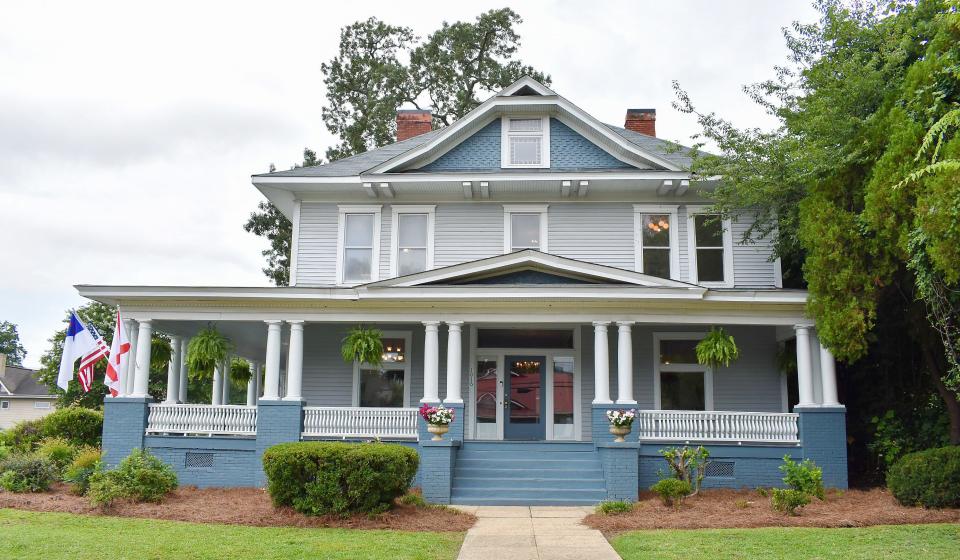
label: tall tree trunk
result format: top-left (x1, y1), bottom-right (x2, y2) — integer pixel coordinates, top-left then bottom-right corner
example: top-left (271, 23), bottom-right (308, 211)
top-left (920, 330), bottom-right (960, 445)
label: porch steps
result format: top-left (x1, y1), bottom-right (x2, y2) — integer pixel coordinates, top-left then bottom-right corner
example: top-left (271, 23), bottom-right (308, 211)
top-left (451, 441), bottom-right (607, 506)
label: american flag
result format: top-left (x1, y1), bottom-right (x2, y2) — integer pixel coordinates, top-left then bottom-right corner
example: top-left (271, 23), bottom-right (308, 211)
top-left (77, 322), bottom-right (109, 392)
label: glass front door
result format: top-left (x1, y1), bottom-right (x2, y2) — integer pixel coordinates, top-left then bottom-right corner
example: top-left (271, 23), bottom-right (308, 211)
top-left (504, 355), bottom-right (546, 440)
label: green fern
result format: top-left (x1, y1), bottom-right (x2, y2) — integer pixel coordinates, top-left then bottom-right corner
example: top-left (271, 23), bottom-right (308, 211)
top-left (341, 327), bottom-right (384, 366)
top-left (186, 326), bottom-right (231, 380)
top-left (229, 357), bottom-right (252, 384)
top-left (695, 327), bottom-right (740, 368)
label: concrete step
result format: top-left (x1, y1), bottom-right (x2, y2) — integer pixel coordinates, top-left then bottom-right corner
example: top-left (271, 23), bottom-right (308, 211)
top-left (449, 496), bottom-right (603, 506)
top-left (462, 441), bottom-right (595, 452)
top-left (454, 476), bottom-right (606, 490)
top-left (457, 449), bottom-right (598, 461)
top-left (455, 466), bottom-right (604, 479)
top-left (452, 486), bottom-right (608, 500)
top-left (456, 457), bottom-right (600, 470)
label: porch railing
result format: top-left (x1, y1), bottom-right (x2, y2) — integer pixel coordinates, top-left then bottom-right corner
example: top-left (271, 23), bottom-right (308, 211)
top-left (636, 410), bottom-right (800, 444)
top-left (302, 407), bottom-right (419, 440)
top-left (146, 404), bottom-right (257, 437)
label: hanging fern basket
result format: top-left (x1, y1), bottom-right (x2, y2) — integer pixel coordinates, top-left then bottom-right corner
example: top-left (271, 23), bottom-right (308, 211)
top-left (695, 327), bottom-right (740, 369)
top-left (186, 326), bottom-right (231, 381)
top-left (341, 327), bottom-right (384, 367)
top-left (230, 357), bottom-right (252, 385)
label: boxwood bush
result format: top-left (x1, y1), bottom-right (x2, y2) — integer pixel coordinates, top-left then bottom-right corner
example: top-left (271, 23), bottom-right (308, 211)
top-left (88, 449), bottom-right (177, 507)
top-left (887, 446), bottom-right (960, 508)
top-left (262, 441), bottom-right (419, 516)
top-left (40, 407), bottom-right (103, 448)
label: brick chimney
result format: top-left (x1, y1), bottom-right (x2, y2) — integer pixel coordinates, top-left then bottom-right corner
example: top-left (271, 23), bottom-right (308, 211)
top-left (396, 109), bottom-right (433, 141)
top-left (624, 108), bottom-right (656, 137)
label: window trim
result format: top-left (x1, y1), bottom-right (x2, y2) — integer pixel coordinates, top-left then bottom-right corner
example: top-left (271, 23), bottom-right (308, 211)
top-left (633, 204), bottom-right (680, 280)
top-left (1, 400), bottom-right (9, 409)
top-left (500, 115), bottom-right (551, 169)
top-left (352, 330), bottom-right (413, 408)
top-left (503, 204), bottom-right (549, 253)
top-left (336, 204), bottom-right (382, 285)
top-left (390, 205), bottom-right (436, 278)
top-left (686, 206), bottom-right (734, 287)
top-left (652, 332), bottom-right (714, 411)
top-left (33, 401), bottom-right (51, 409)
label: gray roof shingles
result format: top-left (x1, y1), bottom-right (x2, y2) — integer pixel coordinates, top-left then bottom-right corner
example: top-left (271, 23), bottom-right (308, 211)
top-left (0, 366), bottom-right (52, 397)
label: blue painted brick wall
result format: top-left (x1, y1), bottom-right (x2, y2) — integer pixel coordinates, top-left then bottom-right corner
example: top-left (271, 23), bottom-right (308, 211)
top-left (599, 443), bottom-right (640, 501)
top-left (102, 397), bottom-right (149, 468)
top-left (592, 405), bottom-right (635, 444)
top-left (416, 402), bottom-right (464, 443)
top-left (254, 399), bottom-right (304, 486)
top-left (638, 444), bottom-right (802, 490)
top-left (419, 441), bottom-right (459, 504)
top-left (146, 436), bottom-right (258, 488)
top-left (799, 406), bottom-right (848, 489)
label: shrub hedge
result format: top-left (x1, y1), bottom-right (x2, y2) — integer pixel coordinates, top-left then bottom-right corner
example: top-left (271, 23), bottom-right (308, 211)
top-left (88, 449), bottom-right (177, 507)
top-left (5, 419), bottom-right (46, 452)
top-left (0, 454), bottom-right (58, 493)
top-left (262, 441), bottom-right (419, 516)
top-left (37, 437), bottom-right (77, 474)
top-left (887, 446), bottom-right (960, 508)
top-left (40, 408), bottom-right (103, 448)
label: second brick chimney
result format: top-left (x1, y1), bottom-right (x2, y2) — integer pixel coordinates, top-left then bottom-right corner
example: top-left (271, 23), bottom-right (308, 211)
top-left (396, 109), bottom-right (433, 141)
top-left (624, 108), bottom-right (656, 137)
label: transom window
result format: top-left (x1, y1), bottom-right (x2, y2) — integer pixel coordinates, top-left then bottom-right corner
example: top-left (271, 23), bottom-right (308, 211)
top-left (354, 333), bottom-right (411, 408)
top-left (654, 334), bottom-right (713, 411)
top-left (688, 210), bottom-right (733, 286)
top-left (391, 206), bottom-right (435, 277)
top-left (337, 205), bottom-right (381, 284)
top-left (634, 205), bottom-right (679, 279)
top-left (503, 205), bottom-right (548, 253)
top-left (501, 116), bottom-right (550, 168)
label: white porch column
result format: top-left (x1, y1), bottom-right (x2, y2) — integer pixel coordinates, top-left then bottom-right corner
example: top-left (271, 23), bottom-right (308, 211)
top-left (123, 319), bottom-right (138, 397)
top-left (178, 338), bottom-right (189, 403)
top-left (284, 321), bottom-right (304, 401)
top-left (819, 341), bottom-right (841, 406)
top-left (444, 321), bottom-right (463, 403)
top-left (795, 325), bottom-right (816, 407)
top-left (592, 322), bottom-right (612, 404)
top-left (211, 361), bottom-right (223, 405)
top-left (421, 321), bottom-right (440, 402)
top-left (615, 322), bottom-right (636, 404)
top-left (221, 358), bottom-right (231, 404)
top-left (164, 336), bottom-right (181, 404)
top-left (130, 320), bottom-right (153, 398)
top-left (253, 361), bottom-right (262, 400)
top-left (246, 361), bottom-right (257, 406)
top-left (262, 321), bottom-right (282, 400)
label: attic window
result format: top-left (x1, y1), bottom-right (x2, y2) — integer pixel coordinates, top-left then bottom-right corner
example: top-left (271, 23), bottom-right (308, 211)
top-left (501, 116), bottom-right (550, 168)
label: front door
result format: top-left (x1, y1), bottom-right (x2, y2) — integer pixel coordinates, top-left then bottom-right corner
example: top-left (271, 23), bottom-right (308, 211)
top-left (504, 355), bottom-right (546, 440)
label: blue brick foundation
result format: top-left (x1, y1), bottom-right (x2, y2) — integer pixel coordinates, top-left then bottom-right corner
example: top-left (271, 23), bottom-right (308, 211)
top-left (146, 436), bottom-right (258, 487)
top-left (419, 440), bottom-right (459, 503)
top-left (598, 442), bottom-right (640, 501)
top-left (254, 399), bottom-right (304, 486)
top-left (798, 406), bottom-right (848, 488)
top-left (639, 444), bottom-right (802, 490)
top-left (102, 397), bottom-right (150, 468)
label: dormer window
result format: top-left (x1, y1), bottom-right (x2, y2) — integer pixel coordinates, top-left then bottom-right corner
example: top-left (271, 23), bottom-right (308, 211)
top-left (501, 116), bottom-right (550, 168)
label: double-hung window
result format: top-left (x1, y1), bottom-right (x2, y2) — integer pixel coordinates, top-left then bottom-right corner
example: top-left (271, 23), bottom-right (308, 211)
top-left (654, 334), bottom-right (713, 411)
top-left (353, 332), bottom-right (411, 408)
top-left (687, 208), bottom-right (733, 286)
top-left (503, 205), bottom-right (548, 253)
top-left (634, 205), bottom-right (679, 279)
top-left (391, 206), bottom-right (435, 277)
top-left (337, 205), bottom-right (381, 284)
top-left (501, 116), bottom-right (550, 168)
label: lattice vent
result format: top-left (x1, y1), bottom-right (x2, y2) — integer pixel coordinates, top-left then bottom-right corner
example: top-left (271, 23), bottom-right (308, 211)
top-left (185, 452), bottom-right (214, 469)
top-left (705, 461), bottom-right (735, 478)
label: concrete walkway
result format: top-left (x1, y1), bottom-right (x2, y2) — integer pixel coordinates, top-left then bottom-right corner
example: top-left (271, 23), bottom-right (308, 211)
top-left (451, 506), bottom-right (621, 560)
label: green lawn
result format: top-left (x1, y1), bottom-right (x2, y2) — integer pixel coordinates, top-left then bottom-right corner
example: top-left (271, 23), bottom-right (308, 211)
top-left (0, 509), bottom-right (465, 560)
top-left (612, 524), bottom-right (960, 560)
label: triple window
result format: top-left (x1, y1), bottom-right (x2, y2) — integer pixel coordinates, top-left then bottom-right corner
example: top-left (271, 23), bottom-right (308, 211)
top-left (501, 116), bottom-right (550, 168)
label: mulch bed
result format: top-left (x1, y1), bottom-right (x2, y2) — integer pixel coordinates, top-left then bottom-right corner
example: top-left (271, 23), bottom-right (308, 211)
top-left (585, 488), bottom-right (960, 536)
top-left (0, 484), bottom-right (475, 532)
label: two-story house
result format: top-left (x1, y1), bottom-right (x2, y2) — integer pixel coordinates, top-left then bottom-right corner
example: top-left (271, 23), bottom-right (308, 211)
top-left (82, 77), bottom-right (847, 505)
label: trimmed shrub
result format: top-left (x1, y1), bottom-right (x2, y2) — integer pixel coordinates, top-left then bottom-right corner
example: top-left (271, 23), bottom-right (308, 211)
top-left (262, 441), bottom-right (419, 516)
top-left (650, 478), bottom-right (692, 509)
top-left (771, 488), bottom-right (810, 515)
top-left (780, 456), bottom-right (825, 499)
top-left (398, 491), bottom-right (428, 507)
top-left (40, 408), bottom-right (103, 448)
top-left (887, 446), bottom-right (960, 508)
top-left (88, 449), bottom-right (177, 507)
top-left (0, 454), bottom-right (58, 493)
top-left (5, 419), bottom-right (46, 452)
top-left (596, 500), bottom-right (633, 515)
top-left (37, 437), bottom-right (77, 475)
top-left (63, 447), bottom-right (102, 495)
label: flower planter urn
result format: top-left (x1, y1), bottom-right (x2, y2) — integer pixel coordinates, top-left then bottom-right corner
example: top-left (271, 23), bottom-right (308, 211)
top-left (427, 424), bottom-right (449, 441)
top-left (609, 425), bottom-right (631, 443)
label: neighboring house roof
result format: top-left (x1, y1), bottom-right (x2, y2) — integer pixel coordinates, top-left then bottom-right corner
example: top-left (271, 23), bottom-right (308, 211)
top-left (253, 77), bottom-right (696, 179)
top-left (0, 365), bottom-right (53, 398)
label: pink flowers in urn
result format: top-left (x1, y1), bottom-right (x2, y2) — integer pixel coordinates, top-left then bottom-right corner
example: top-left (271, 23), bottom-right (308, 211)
top-left (419, 403), bottom-right (454, 425)
top-left (606, 408), bottom-right (637, 427)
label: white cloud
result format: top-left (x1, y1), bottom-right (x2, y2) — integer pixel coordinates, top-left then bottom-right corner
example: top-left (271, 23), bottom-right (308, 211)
top-left (0, 0), bottom-right (818, 368)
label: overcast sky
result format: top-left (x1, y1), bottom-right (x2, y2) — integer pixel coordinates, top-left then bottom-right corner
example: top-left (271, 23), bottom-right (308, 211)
top-left (0, 0), bottom-right (819, 369)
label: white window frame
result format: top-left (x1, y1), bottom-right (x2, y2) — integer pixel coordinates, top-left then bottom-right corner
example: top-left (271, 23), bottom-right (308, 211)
top-left (352, 330), bottom-right (413, 408)
top-left (336, 204), bottom-right (382, 285)
top-left (33, 401), bottom-right (51, 409)
top-left (686, 206), bottom-right (734, 287)
top-left (634, 204), bottom-right (680, 280)
top-left (1, 400), bottom-right (9, 409)
top-left (652, 332), bottom-right (714, 411)
top-left (390, 205), bottom-right (435, 277)
top-left (503, 204), bottom-right (549, 254)
top-left (500, 115), bottom-right (550, 169)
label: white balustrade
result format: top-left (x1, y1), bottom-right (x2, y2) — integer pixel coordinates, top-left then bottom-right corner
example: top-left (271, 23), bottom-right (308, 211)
top-left (146, 404), bottom-right (257, 436)
top-left (302, 407), bottom-right (419, 439)
top-left (636, 410), bottom-right (799, 444)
